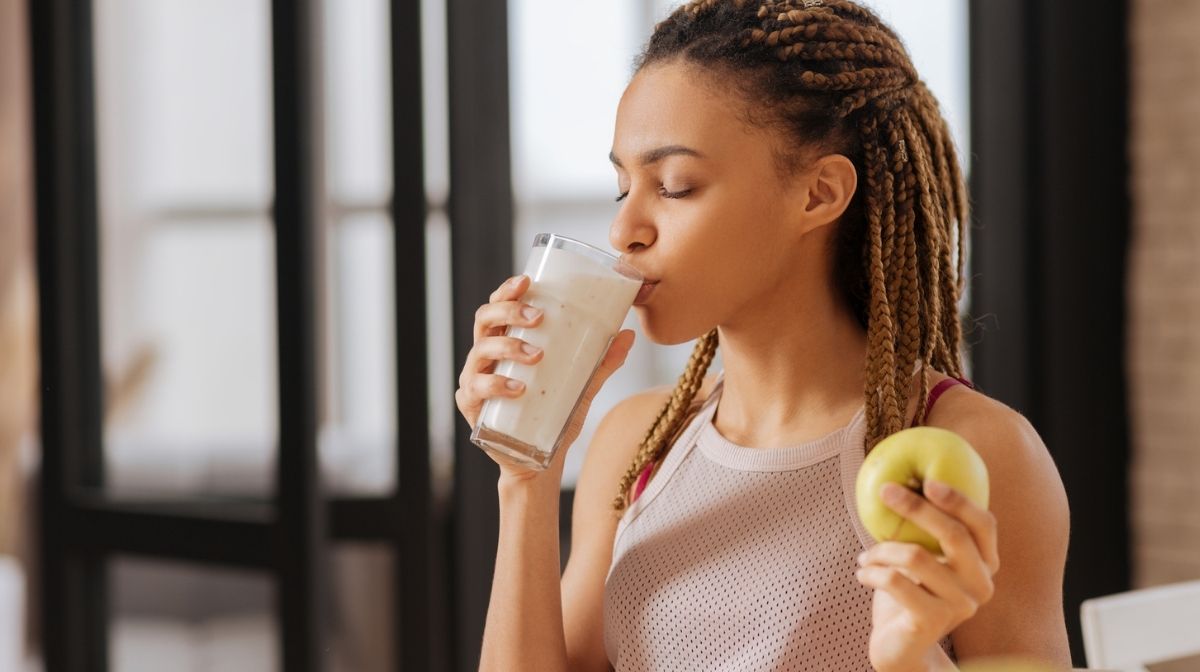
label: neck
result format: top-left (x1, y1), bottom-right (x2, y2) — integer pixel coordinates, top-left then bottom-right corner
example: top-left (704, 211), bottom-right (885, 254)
top-left (714, 275), bottom-right (869, 448)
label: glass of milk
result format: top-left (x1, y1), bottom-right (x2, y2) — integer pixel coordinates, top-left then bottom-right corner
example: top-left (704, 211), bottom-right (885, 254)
top-left (471, 233), bottom-right (643, 470)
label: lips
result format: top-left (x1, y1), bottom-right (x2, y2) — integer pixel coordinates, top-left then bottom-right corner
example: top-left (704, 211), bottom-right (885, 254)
top-left (634, 280), bottom-right (659, 306)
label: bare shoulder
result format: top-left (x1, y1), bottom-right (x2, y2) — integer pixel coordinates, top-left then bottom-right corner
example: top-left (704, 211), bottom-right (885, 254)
top-left (924, 382), bottom-right (1059, 487)
top-left (573, 373), bottom-right (720, 516)
top-left (924, 380), bottom-right (1073, 661)
top-left (924, 381), bottom-right (1067, 519)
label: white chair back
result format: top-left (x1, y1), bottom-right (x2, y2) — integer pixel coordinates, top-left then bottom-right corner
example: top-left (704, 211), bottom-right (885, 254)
top-left (1080, 579), bottom-right (1200, 671)
top-left (0, 557), bottom-right (24, 672)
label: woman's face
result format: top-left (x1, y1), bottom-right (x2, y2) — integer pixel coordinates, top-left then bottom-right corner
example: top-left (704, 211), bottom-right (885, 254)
top-left (610, 60), bottom-right (846, 345)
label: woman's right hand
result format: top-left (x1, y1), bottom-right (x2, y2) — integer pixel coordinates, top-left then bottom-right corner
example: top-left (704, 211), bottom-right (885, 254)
top-left (455, 274), bottom-right (547, 430)
top-left (455, 274), bottom-right (636, 479)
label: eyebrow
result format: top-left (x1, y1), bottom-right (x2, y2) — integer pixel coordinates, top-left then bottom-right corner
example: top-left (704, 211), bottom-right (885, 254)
top-left (608, 144), bottom-right (704, 168)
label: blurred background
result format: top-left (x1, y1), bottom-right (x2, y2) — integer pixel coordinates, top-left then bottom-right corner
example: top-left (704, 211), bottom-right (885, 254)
top-left (0, 0), bottom-right (1196, 670)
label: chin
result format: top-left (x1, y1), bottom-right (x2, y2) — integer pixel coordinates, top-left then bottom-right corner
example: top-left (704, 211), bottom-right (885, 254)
top-left (633, 306), bottom-right (715, 347)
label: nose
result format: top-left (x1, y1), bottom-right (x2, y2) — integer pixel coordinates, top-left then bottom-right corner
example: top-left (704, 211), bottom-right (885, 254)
top-left (609, 198), bottom-right (656, 254)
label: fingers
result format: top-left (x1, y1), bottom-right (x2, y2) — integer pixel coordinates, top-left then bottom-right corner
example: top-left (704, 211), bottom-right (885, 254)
top-left (880, 485), bottom-right (976, 564)
top-left (454, 374), bottom-right (526, 411)
top-left (475, 275), bottom-right (539, 344)
top-left (468, 373), bottom-right (525, 401)
top-left (562, 329), bottom-right (637, 443)
top-left (457, 275), bottom-right (543, 426)
top-left (456, 335), bottom-right (542, 419)
top-left (879, 483), bottom-right (997, 603)
top-left (924, 480), bottom-right (1001, 574)
top-left (579, 330), bottom-right (635, 401)
top-left (859, 543), bottom-right (980, 623)
top-left (488, 274), bottom-right (529, 304)
top-left (473, 299), bottom-right (544, 344)
top-left (855, 564), bottom-right (941, 615)
top-left (595, 329), bottom-right (636, 381)
top-left (464, 336), bottom-right (544, 377)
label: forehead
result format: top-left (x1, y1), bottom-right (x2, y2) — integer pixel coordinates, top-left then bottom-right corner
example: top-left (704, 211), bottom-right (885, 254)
top-left (613, 61), bottom-right (766, 162)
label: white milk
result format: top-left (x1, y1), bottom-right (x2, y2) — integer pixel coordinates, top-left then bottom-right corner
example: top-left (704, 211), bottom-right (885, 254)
top-left (474, 239), bottom-right (641, 467)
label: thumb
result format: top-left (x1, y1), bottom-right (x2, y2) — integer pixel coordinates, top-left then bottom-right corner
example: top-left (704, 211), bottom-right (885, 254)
top-left (598, 329), bottom-right (636, 377)
top-left (560, 330), bottom-right (637, 446)
top-left (580, 329), bottom-right (636, 402)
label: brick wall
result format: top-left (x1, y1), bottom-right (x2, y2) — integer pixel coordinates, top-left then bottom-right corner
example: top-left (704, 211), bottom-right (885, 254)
top-left (1128, 0), bottom-right (1200, 588)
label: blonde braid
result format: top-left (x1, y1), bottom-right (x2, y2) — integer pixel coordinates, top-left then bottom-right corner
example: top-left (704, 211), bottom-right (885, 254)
top-left (613, 329), bottom-right (719, 510)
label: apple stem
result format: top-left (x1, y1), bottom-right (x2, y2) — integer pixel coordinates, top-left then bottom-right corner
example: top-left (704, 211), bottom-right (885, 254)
top-left (905, 476), bottom-right (923, 496)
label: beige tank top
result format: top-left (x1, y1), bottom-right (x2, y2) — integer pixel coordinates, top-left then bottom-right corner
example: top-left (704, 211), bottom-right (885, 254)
top-left (603, 373), bottom-right (956, 670)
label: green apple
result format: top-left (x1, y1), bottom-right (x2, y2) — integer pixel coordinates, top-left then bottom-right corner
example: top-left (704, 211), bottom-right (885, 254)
top-left (855, 426), bottom-right (989, 555)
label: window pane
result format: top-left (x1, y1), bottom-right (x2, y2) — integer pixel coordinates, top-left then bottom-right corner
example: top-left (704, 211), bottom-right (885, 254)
top-left (102, 219), bottom-right (279, 499)
top-left (110, 557), bottom-right (277, 672)
top-left (324, 213), bottom-right (397, 497)
top-left (94, 0), bottom-right (273, 209)
top-left (426, 211), bottom-right (457, 496)
top-left (94, 0), bottom-right (279, 500)
top-left (509, 0), bottom-right (642, 201)
top-left (323, 0), bottom-right (392, 207)
top-left (109, 550), bottom-right (398, 671)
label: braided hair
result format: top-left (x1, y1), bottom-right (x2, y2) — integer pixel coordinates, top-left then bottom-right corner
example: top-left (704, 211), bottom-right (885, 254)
top-left (613, 0), bottom-right (968, 510)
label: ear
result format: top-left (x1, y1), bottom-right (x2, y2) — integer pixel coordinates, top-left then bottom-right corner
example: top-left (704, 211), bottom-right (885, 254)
top-left (790, 153), bottom-right (858, 234)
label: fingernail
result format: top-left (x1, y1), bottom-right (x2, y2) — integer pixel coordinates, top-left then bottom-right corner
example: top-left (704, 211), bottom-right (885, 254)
top-left (521, 343), bottom-right (542, 356)
top-left (505, 379), bottom-right (524, 390)
top-left (507, 275), bottom-right (522, 287)
top-left (856, 552), bottom-right (867, 565)
top-left (521, 306), bottom-right (542, 320)
top-left (925, 480), bottom-right (949, 499)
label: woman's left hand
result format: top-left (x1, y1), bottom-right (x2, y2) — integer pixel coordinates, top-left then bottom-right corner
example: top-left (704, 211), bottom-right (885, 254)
top-left (855, 479), bottom-right (1001, 672)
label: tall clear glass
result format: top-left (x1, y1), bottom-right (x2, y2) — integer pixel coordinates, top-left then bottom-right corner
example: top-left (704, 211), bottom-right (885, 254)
top-left (471, 234), bottom-right (642, 469)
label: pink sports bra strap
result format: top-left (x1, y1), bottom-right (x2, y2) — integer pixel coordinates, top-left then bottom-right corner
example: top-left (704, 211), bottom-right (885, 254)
top-left (913, 376), bottom-right (974, 427)
top-left (632, 462), bottom-right (655, 503)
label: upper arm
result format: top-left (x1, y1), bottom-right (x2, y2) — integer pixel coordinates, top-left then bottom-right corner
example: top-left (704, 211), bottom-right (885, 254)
top-left (559, 376), bottom-right (717, 672)
top-left (934, 396), bottom-right (1072, 665)
top-left (559, 386), bottom-right (671, 672)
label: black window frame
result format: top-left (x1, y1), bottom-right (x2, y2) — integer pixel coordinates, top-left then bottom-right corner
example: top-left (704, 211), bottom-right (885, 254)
top-left (31, 0), bottom-right (440, 669)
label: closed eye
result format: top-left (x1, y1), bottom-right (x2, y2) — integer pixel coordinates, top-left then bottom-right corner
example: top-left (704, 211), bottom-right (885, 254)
top-left (615, 187), bottom-right (693, 203)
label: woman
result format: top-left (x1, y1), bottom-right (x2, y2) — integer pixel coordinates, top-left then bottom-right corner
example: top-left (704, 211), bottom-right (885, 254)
top-left (456, 1), bottom-right (1071, 670)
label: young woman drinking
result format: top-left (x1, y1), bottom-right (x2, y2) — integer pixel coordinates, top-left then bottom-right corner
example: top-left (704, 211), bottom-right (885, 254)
top-left (456, 1), bottom-right (1071, 669)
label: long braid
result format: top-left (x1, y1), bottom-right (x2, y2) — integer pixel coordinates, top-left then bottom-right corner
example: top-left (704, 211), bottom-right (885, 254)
top-left (898, 108), bottom-right (940, 420)
top-left (860, 109), bottom-right (904, 443)
top-left (613, 329), bottom-right (719, 510)
top-left (888, 108), bottom-right (921, 409)
top-left (912, 93), bottom-right (968, 371)
top-left (614, 0), bottom-right (970, 509)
